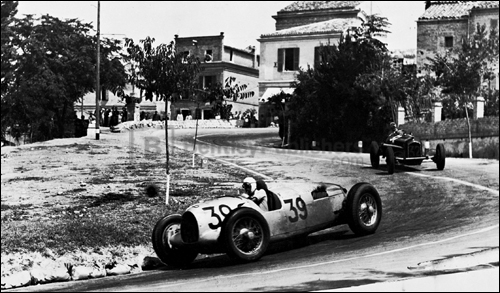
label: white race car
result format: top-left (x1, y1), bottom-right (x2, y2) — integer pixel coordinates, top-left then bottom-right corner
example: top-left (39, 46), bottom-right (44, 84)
top-left (152, 181), bottom-right (382, 267)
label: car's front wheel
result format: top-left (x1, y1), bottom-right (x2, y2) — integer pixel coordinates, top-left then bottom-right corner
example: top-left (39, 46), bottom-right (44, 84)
top-left (152, 214), bottom-right (198, 268)
top-left (345, 183), bottom-right (382, 235)
top-left (370, 141), bottom-right (380, 169)
top-left (434, 143), bottom-right (446, 170)
top-left (222, 208), bottom-right (270, 262)
top-left (386, 146), bottom-right (395, 174)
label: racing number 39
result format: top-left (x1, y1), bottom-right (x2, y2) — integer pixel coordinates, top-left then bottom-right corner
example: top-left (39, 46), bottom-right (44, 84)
top-left (284, 198), bottom-right (308, 222)
top-left (203, 203), bottom-right (244, 230)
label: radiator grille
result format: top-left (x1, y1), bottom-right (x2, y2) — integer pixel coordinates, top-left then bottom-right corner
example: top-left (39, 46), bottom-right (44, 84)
top-left (408, 142), bottom-right (422, 157)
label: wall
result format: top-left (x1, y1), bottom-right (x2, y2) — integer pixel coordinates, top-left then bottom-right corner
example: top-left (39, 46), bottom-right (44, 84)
top-left (259, 35), bottom-right (340, 82)
top-left (469, 8), bottom-right (499, 90)
top-left (222, 70), bottom-right (260, 115)
top-left (222, 46), bottom-right (256, 68)
top-left (400, 117), bottom-right (499, 159)
top-left (416, 19), bottom-right (468, 72)
top-left (175, 34), bottom-right (224, 62)
top-left (469, 8), bottom-right (499, 36)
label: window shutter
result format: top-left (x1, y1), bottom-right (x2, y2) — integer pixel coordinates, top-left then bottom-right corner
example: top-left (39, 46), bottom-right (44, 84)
top-left (293, 48), bottom-right (300, 70)
top-left (277, 48), bottom-right (283, 72)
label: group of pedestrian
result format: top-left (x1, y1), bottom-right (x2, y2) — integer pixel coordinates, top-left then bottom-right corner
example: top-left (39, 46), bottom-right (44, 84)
top-left (73, 111), bottom-right (88, 138)
top-left (101, 107), bottom-right (127, 127)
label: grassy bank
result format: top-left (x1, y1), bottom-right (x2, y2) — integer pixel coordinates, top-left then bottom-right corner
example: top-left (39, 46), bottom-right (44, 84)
top-left (1, 131), bottom-right (249, 277)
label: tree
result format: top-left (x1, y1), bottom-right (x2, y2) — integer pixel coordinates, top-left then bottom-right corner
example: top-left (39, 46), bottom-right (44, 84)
top-left (1, 12), bottom-right (127, 143)
top-left (124, 37), bottom-right (201, 104)
top-left (288, 14), bottom-right (392, 149)
top-left (124, 36), bottom-right (201, 196)
top-left (429, 23), bottom-right (499, 158)
top-left (1, 1), bottom-right (18, 97)
top-left (204, 76), bottom-right (254, 120)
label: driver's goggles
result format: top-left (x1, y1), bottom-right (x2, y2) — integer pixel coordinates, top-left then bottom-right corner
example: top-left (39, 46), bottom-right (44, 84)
top-left (242, 182), bottom-right (252, 189)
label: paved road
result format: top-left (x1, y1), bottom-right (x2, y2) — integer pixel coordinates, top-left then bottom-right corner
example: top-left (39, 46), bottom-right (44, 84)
top-left (11, 127), bottom-right (498, 292)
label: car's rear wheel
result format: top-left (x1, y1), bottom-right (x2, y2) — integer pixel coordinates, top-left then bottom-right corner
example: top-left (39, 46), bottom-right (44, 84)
top-left (152, 214), bottom-right (198, 268)
top-left (222, 208), bottom-right (270, 262)
top-left (370, 141), bottom-right (380, 169)
top-left (345, 183), bottom-right (382, 235)
top-left (434, 143), bottom-right (446, 170)
top-left (386, 146), bottom-right (395, 174)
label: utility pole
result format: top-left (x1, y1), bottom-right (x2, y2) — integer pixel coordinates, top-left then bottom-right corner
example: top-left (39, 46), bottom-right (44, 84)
top-left (95, 0), bottom-right (101, 140)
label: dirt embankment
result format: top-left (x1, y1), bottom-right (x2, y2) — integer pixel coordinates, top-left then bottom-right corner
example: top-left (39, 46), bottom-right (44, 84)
top-left (1, 127), bottom-right (249, 288)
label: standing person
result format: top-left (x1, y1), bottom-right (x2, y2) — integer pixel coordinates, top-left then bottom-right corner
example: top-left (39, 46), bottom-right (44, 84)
top-left (99, 108), bottom-right (104, 125)
top-left (152, 111), bottom-right (160, 121)
top-left (103, 108), bottom-right (110, 127)
top-left (122, 108), bottom-right (128, 123)
top-left (176, 111), bottom-right (183, 121)
top-left (111, 107), bottom-right (119, 127)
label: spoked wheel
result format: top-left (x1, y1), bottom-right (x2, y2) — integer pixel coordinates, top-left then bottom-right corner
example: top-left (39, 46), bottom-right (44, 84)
top-left (370, 141), bottom-right (380, 169)
top-left (385, 146), bottom-right (395, 174)
top-left (345, 183), bottom-right (382, 235)
top-left (152, 214), bottom-right (198, 268)
top-left (222, 208), bottom-right (270, 262)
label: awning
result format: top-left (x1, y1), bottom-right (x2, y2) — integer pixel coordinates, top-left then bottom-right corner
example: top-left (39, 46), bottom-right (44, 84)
top-left (260, 87), bottom-right (294, 102)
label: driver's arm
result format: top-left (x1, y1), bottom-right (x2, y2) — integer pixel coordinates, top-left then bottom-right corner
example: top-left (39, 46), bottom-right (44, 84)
top-left (251, 195), bottom-right (265, 205)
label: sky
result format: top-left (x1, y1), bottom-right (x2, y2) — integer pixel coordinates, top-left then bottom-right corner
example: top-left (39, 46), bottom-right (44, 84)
top-left (16, 1), bottom-right (426, 52)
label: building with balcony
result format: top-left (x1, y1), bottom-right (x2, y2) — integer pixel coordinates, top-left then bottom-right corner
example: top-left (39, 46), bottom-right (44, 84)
top-left (173, 32), bottom-right (260, 121)
top-left (76, 32), bottom-right (260, 124)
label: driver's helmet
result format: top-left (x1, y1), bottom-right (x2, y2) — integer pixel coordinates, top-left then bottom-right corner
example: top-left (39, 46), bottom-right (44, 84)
top-left (242, 177), bottom-right (257, 194)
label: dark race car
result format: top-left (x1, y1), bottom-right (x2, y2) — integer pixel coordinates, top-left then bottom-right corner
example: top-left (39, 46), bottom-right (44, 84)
top-left (152, 181), bottom-right (382, 268)
top-left (370, 131), bottom-right (446, 174)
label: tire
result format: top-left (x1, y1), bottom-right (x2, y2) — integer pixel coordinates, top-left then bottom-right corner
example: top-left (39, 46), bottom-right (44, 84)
top-left (152, 214), bottom-right (198, 268)
top-left (345, 183), bottom-right (382, 235)
top-left (370, 141), bottom-right (380, 169)
top-left (434, 143), bottom-right (446, 170)
top-left (386, 146), bottom-right (395, 174)
top-left (222, 208), bottom-right (270, 262)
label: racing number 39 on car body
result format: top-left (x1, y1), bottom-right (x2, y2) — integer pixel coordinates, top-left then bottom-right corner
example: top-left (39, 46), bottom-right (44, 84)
top-left (152, 181), bottom-right (382, 268)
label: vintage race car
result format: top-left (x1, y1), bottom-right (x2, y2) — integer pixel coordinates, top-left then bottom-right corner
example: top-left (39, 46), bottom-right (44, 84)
top-left (370, 131), bottom-right (446, 174)
top-left (152, 181), bottom-right (382, 268)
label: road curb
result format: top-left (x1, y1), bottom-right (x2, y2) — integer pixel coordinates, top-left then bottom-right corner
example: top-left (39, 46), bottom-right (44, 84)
top-left (314, 267), bottom-right (499, 292)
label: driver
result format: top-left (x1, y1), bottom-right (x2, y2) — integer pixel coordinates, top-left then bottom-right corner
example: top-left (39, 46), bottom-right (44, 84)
top-left (387, 122), bottom-right (403, 141)
top-left (242, 177), bottom-right (268, 211)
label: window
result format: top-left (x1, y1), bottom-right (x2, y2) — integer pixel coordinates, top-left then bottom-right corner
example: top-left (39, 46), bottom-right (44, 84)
top-left (491, 19), bottom-right (498, 29)
top-left (205, 49), bottom-right (213, 62)
top-left (277, 48), bottom-right (300, 72)
top-left (199, 75), bottom-right (216, 89)
top-left (182, 51), bottom-right (190, 63)
top-left (444, 36), bottom-right (453, 48)
top-left (229, 49), bottom-right (234, 62)
top-left (314, 47), bottom-right (324, 68)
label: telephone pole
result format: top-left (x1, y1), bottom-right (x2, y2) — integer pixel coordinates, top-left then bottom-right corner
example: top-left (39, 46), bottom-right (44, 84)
top-left (95, 1), bottom-right (101, 140)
